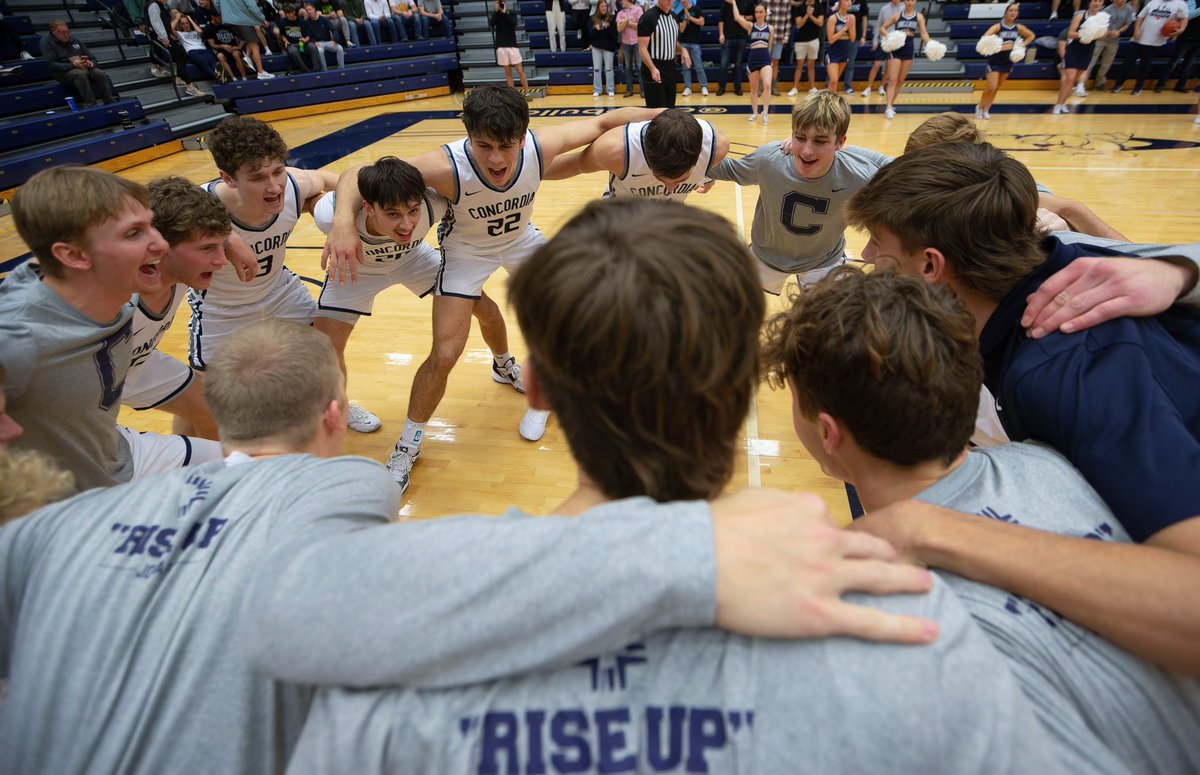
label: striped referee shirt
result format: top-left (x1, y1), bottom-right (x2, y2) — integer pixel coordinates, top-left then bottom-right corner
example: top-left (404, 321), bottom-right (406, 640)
top-left (637, 2), bottom-right (681, 60)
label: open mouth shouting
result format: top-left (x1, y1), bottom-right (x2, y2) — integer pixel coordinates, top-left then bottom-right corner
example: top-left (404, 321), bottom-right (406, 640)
top-left (486, 166), bottom-right (509, 185)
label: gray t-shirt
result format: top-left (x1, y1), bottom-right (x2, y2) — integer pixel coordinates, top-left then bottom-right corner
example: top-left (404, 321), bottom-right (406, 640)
top-left (710, 143), bottom-right (891, 274)
top-left (0, 260), bottom-right (134, 491)
top-left (0, 454), bottom-right (399, 775)
top-left (280, 509), bottom-right (1074, 775)
top-left (916, 443), bottom-right (1200, 775)
top-left (1051, 232), bottom-right (1200, 305)
top-left (1101, 1), bottom-right (1135, 32)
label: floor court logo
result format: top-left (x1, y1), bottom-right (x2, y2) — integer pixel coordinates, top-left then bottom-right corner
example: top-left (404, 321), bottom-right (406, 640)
top-left (990, 132), bottom-right (1200, 156)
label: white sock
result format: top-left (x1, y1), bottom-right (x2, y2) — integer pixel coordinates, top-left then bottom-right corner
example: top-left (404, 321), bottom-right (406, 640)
top-left (493, 351), bottom-right (512, 366)
top-left (400, 419), bottom-right (425, 449)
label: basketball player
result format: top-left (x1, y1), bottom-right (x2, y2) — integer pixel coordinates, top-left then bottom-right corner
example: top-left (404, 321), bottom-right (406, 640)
top-left (708, 89), bottom-right (890, 294)
top-left (119, 176), bottom-right (236, 442)
top-left (543, 108), bottom-right (730, 201)
top-left (1, 167), bottom-right (215, 492)
top-left (845, 142), bottom-right (1200, 677)
top-left (765, 268), bottom-right (1200, 775)
top-left (276, 200), bottom-right (1069, 775)
top-left (191, 117), bottom-right (382, 433)
top-left (324, 86), bottom-right (657, 490)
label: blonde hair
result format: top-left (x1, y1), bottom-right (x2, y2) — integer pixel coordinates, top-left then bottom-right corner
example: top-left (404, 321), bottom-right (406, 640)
top-left (12, 167), bottom-right (149, 278)
top-left (904, 112), bottom-right (986, 154)
top-left (791, 89), bottom-right (852, 138)
top-left (0, 449), bottom-right (75, 524)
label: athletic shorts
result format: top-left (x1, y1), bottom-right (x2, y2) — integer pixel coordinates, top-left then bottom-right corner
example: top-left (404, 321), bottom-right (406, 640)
top-left (793, 38), bottom-right (819, 60)
top-left (756, 255), bottom-right (846, 295)
top-left (1063, 43), bottom-right (1092, 70)
top-left (437, 226), bottom-right (547, 299)
top-left (316, 242), bottom-right (440, 324)
top-left (826, 40), bottom-right (849, 63)
top-left (123, 350), bottom-right (195, 410)
top-left (232, 24), bottom-right (260, 43)
top-left (496, 46), bottom-right (522, 65)
top-left (118, 425), bottom-right (224, 479)
top-left (188, 269), bottom-right (316, 370)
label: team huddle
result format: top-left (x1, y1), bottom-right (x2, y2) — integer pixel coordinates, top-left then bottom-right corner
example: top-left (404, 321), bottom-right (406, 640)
top-left (1, 84), bottom-right (1199, 774)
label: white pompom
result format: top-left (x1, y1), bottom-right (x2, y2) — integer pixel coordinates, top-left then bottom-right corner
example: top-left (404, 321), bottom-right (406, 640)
top-left (1078, 12), bottom-right (1109, 44)
top-left (976, 33), bottom-right (1003, 56)
top-left (881, 29), bottom-right (906, 52)
top-left (1009, 44), bottom-right (1026, 63)
top-left (924, 39), bottom-right (946, 61)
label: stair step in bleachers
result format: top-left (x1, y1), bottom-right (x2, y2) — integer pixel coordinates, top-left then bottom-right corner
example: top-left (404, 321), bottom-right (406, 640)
top-left (230, 71), bottom-right (450, 114)
top-left (212, 54), bottom-right (457, 100)
top-left (0, 97), bottom-right (142, 151)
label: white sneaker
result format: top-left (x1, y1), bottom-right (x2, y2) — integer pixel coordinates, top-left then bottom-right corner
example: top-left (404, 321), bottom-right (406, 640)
top-left (982, 110), bottom-right (991, 119)
top-left (701, 87), bottom-right (709, 96)
top-left (1073, 84), bottom-right (1087, 97)
top-left (519, 409), bottom-right (550, 441)
top-left (385, 443), bottom-right (418, 492)
top-left (607, 89), bottom-right (614, 96)
top-left (878, 85), bottom-right (886, 95)
top-left (491, 356), bottom-right (526, 394)
top-left (844, 86), bottom-right (855, 95)
top-left (747, 112), bottom-right (758, 121)
top-left (593, 89), bottom-right (600, 97)
top-left (682, 87), bottom-right (692, 96)
top-left (257, 71), bottom-right (275, 79)
top-left (348, 404), bottom-right (382, 433)
top-left (761, 113), bottom-right (768, 125)
top-left (884, 107), bottom-right (895, 119)
top-left (20, 51), bottom-right (34, 61)
top-left (861, 89), bottom-right (870, 97)
top-left (1195, 115), bottom-right (1200, 124)
top-left (788, 87), bottom-right (798, 96)
top-left (975, 108), bottom-right (984, 119)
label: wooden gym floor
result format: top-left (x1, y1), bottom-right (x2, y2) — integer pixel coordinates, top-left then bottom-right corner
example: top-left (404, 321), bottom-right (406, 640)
top-left (2, 87), bottom-right (1199, 522)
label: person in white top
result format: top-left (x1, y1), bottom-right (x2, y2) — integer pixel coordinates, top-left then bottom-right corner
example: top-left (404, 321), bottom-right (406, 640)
top-left (1111, 0), bottom-right (1188, 93)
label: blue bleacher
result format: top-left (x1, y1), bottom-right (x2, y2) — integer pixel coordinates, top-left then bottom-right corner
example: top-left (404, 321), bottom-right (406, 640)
top-left (0, 98), bottom-right (143, 152)
top-left (230, 71), bottom-right (450, 114)
top-left (0, 120), bottom-right (175, 191)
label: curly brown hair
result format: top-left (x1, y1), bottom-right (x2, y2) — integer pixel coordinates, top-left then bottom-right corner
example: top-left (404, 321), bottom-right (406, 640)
top-left (761, 267), bottom-right (981, 467)
top-left (509, 198), bottom-right (765, 502)
top-left (148, 176), bottom-right (232, 246)
top-left (208, 116), bottom-right (289, 176)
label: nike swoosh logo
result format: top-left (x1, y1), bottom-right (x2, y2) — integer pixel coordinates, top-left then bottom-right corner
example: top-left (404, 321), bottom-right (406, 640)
top-left (629, 172), bottom-right (651, 178)
top-left (463, 189), bottom-right (482, 196)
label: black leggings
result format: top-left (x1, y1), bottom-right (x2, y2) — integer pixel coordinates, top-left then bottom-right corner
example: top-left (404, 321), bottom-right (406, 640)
top-left (572, 8), bottom-right (590, 47)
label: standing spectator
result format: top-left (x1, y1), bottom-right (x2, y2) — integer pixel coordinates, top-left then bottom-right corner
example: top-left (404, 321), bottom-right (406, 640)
top-left (301, 0), bottom-right (347, 66)
top-left (145, 0), bottom-right (181, 78)
top-left (839, 0), bottom-right (867, 93)
top-left (1, 11), bottom-right (36, 60)
top-left (1111, 0), bottom-right (1188, 93)
top-left (39, 20), bottom-right (116, 106)
top-left (203, 10), bottom-right (251, 78)
top-left (1051, 0), bottom-right (1081, 20)
top-left (343, 0), bottom-right (375, 44)
top-left (679, 0), bottom-right (708, 94)
top-left (364, 0), bottom-right (401, 41)
top-left (389, 0), bottom-right (417, 38)
top-left (418, 0), bottom-right (452, 37)
top-left (617, 0), bottom-right (643, 94)
top-left (491, 0), bottom-right (528, 88)
top-left (638, 0), bottom-right (688, 106)
top-left (571, 0), bottom-right (592, 47)
top-left (788, 0), bottom-right (822, 93)
top-left (717, 0), bottom-right (751, 93)
top-left (274, 3), bottom-right (314, 71)
top-left (546, 0), bottom-right (567, 50)
top-left (1159, 0), bottom-right (1199, 91)
top-left (216, 0), bottom-right (275, 76)
top-left (591, 0), bottom-right (618, 94)
top-left (766, 0), bottom-right (788, 93)
top-left (174, 12), bottom-right (229, 81)
top-left (1084, 0), bottom-right (1134, 90)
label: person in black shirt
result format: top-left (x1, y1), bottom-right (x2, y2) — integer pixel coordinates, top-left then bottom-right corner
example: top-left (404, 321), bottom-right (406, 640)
top-left (39, 20), bottom-right (115, 105)
top-left (788, 0), bottom-right (822, 93)
top-left (638, 0), bottom-right (689, 107)
top-left (300, 0), bottom-right (347, 67)
top-left (275, 3), bottom-right (313, 72)
top-left (717, 0), bottom-right (753, 94)
top-left (491, 0), bottom-right (528, 88)
top-left (591, 0), bottom-right (619, 96)
top-left (678, 0), bottom-right (707, 95)
top-left (203, 11), bottom-right (250, 79)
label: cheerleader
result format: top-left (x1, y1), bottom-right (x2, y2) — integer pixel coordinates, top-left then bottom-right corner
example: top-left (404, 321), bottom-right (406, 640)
top-left (879, 0), bottom-right (929, 119)
top-left (729, 0), bottom-right (775, 124)
top-left (825, 0), bottom-right (856, 94)
top-left (1053, 0), bottom-right (1104, 113)
top-left (977, 2), bottom-right (1034, 119)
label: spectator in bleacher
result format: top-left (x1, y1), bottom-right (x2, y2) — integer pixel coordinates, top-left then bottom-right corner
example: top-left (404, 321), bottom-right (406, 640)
top-left (389, 0), bottom-right (419, 38)
top-left (590, 0), bottom-right (619, 95)
top-left (860, 0), bottom-right (899, 97)
top-left (717, 0), bottom-right (751, 93)
top-left (0, 11), bottom-right (35, 61)
top-left (1051, 0), bottom-right (1081, 19)
top-left (417, 0), bottom-right (452, 37)
top-left (363, 0), bottom-right (400, 41)
top-left (1159, 0), bottom-right (1199, 91)
top-left (274, 4), bottom-right (314, 69)
top-left (616, 0), bottom-right (643, 93)
top-left (312, 0), bottom-right (359, 44)
top-left (39, 20), bottom-right (116, 106)
top-left (174, 12), bottom-right (231, 81)
top-left (1111, 0), bottom-right (1187, 93)
top-left (546, 0), bottom-right (568, 51)
top-left (491, 0), bottom-right (528, 87)
top-left (191, 0), bottom-right (215, 25)
top-left (343, 0), bottom-right (376, 44)
top-left (301, 0), bottom-right (348, 66)
top-left (1084, 0), bottom-right (1133, 89)
top-left (145, 0), bottom-right (209, 93)
top-left (215, 0), bottom-right (276, 75)
top-left (255, 0), bottom-right (281, 53)
top-left (203, 10), bottom-right (252, 78)
top-left (678, 0), bottom-right (707, 94)
top-left (836, 0), bottom-right (867, 94)
top-left (571, 0), bottom-right (593, 47)
top-left (766, 0), bottom-right (788, 93)
top-left (788, 0), bottom-right (822, 93)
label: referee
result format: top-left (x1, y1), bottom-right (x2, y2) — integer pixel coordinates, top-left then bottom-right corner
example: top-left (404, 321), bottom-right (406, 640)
top-left (637, 0), bottom-right (691, 107)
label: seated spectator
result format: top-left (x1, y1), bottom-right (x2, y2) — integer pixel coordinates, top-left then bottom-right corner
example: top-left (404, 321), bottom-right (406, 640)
top-left (174, 12), bottom-right (228, 83)
top-left (0, 11), bottom-right (35, 60)
top-left (214, 0), bottom-right (275, 77)
top-left (343, 0), bottom-right (376, 43)
top-left (191, 0), bottom-right (215, 26)
top-left (364, 0), bottom-right (401, 42)
top-left (389, 0), bottom-right (418, 38)
top-left (416, 0), bottom-right (451, 37)
top-left (39, 20), bottom-right (116, 106)
top-left (274, 3), bottom-right (314, 71)
top-left (203, 10), bottom-right (251, 79)
top-left (313, 0), bottom-right (358, 46)
top-left (301, 0), bottom-right (347, 67)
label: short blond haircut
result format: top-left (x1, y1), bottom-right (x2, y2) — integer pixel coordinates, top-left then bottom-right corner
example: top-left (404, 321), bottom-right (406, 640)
top-left (904, 112), bottom-right (986, 154)
top-left (12, 167), bottom-right (149, 278)
top-left (791, 89), bottom-right (852, 139)
top-left (204, 320), bottom-right (343, 449)
top-left (0, 449), bottom-right (75, 524)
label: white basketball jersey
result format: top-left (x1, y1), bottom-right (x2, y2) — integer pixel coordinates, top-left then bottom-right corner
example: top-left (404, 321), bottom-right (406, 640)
top-left (313, 189), bottom-right (448, 275)
top-left (200, 173), bottom-right (302, 306)
top-left (438, 131), bottom-right (543, 255)
top-left (129, 283), bottom-right (187, 370)
top-left (605, 119), bottom-right (718, 201)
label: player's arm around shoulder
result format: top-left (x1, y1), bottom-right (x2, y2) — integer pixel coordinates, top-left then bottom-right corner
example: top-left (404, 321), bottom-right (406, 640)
top-left (542, 125), bottom-right (624, 180)
top-left (290, 166), bottom-right (339, 204)
top-left (708, 142), bottom-right (767, 184)
top-left (534, 107), bottom-right (662, 166)
top-left (697, 128), bottom-right (732, 192)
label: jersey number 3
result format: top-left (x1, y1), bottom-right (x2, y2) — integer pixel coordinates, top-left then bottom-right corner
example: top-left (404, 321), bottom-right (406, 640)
top-left (255, 253), bottom-right (274, 279)
top-left (781, 192), bottom-right (830, 237)
top-left (486, 213), bottom-right (521, 237)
